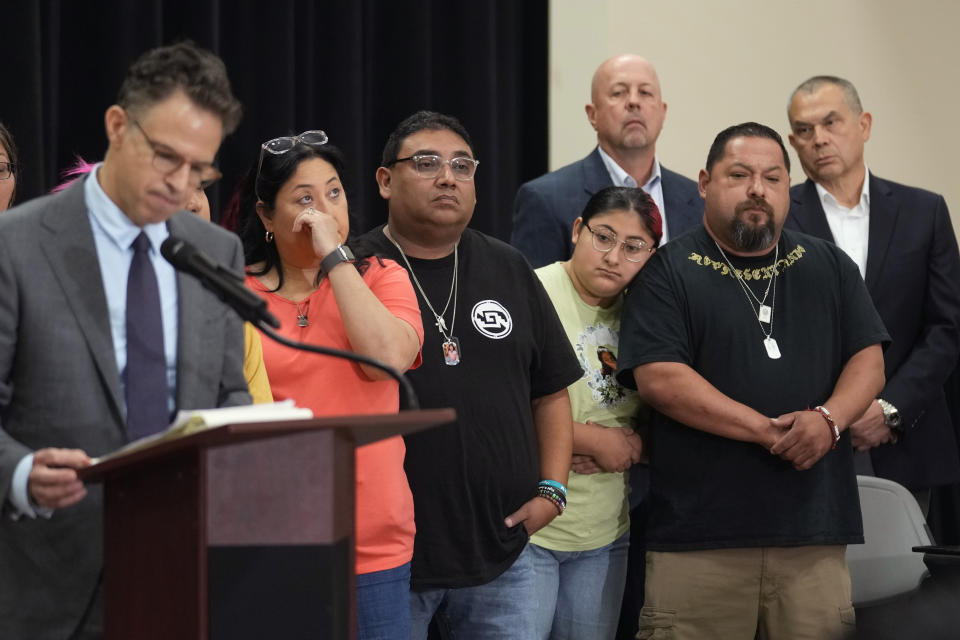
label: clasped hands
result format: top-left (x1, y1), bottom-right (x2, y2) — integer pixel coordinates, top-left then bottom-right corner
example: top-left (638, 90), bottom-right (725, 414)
top-left (847, 399), bottom-right (894, 451)
top-left (766, 411), bottom-right (835, 471)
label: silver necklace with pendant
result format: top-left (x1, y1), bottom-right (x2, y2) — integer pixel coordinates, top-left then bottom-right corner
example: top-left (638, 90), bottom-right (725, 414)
top-left (296, 301), bottom-right (310, 327)
top-left (386, 228), bottom-right (461, 366)
top-left (714, 240), bottom-right (781, 359)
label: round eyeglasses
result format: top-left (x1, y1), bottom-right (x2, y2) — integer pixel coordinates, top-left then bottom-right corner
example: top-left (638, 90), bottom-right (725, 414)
top-left (0, 162), bottom-right (15, 181)
top-left (387, 154), bottom-right (479, 181)
top-left (133, 120), bottom-right (222, 189)
top-left (582, 222), bottom-right (655, 262)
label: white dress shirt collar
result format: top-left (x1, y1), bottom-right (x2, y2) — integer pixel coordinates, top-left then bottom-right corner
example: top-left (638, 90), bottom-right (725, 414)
top-left (814, 166), bottom-right (871, 278)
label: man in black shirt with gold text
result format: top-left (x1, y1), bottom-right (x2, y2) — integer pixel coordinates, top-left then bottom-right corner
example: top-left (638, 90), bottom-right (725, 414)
top-left (618, 123), bottom-right (888, 639)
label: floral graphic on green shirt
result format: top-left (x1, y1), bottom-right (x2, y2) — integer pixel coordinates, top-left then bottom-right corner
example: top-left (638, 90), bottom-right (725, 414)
top-left (575, 323), bottom-right (628, 409)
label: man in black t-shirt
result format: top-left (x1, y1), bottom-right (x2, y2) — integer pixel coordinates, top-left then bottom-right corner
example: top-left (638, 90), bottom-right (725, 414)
top-left (352, 110), bottom-right (581, 640)
top-left (617, 123), bottom-right (888, 640)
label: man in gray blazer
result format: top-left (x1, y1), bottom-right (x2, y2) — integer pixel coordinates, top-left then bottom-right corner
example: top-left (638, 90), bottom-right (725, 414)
top-left (511, 54), bottom-right (702, 268)
top-left (0, 42), bottom-right (250, 638)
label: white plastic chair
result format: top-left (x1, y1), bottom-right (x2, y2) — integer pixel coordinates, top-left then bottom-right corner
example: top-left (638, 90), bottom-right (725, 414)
top-left (846, 475), bottom-right (932, 606)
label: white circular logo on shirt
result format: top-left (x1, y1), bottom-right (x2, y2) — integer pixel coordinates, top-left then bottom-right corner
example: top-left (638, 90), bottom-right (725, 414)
top-left (471, 299), bottom-right (513, 339)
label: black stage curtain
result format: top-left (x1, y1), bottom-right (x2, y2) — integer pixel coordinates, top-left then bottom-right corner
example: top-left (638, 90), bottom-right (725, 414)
top-left (3, 0), bottom-right (548, 240)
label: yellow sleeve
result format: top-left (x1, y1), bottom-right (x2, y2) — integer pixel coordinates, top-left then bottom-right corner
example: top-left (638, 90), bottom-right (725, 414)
top-left (243, 322), bottom-right (274, 404)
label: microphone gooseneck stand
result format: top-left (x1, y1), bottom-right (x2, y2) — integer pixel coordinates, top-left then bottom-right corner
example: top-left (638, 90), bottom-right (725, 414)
top-left (255, 319), bottom-right (420, 411)
top-left (161, 235), bottom-right (419, 410)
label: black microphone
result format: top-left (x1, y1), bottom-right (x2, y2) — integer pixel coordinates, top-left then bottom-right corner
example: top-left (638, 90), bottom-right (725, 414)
top-left (161, 236), bottom-right (280, 328)
top-left (162, 236), bottom-right (419, 409)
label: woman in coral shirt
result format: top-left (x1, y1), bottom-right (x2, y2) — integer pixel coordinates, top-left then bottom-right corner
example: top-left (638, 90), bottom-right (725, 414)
top-left (230, 131), bottom-right (423, 640)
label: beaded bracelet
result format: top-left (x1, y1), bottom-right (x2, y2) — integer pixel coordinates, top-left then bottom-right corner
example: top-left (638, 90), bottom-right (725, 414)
top-left (537, 484), bottom-right (566, 511)
top-left (537, 485), bottom-right (566, 515)
top-left (538, 492), bottom-right (563, 511)
top-left (540, 485), bottom-right (566, 503)
top-left (811, 405), bottom-right (840, 450)
top-left (537, 484), bottom-right (565, 501)
top-left (538, 479), bottom-right (568, 497)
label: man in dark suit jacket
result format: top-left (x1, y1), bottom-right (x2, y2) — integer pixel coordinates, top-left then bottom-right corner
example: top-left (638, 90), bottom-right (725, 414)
top-left (511, 54), bottom-right (702, 268)
top-left (0, 43), bottom-right (250, 638)
top-left (785, 75), bottom-right (960, 501)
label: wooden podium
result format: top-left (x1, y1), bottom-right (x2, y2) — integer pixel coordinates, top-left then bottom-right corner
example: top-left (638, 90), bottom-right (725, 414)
top-left (79, 409), bottom-right (455, 640)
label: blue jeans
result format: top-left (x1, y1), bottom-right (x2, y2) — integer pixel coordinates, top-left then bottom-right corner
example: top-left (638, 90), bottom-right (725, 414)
top-left (357, 562), bottom-right (412, 640)
top-left (410, 543), bottom-right (537, 640)
top-left (529, 531), bottom-right (631, 640)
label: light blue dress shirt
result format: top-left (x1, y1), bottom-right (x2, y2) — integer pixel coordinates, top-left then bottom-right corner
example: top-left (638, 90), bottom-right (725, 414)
top-left (10, 168), bottom-right (180, 517)
top-left (596, 146), bottom-right (669, 243)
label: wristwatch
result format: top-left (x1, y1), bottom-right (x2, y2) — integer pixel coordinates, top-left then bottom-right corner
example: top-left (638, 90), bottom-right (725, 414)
top-left (878, 398), bottom-right (903, 435)
top-left (320, 244), bottom-right (355, 274)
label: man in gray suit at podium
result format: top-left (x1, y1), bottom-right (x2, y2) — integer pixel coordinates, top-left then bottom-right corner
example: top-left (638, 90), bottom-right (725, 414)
top-left (0, 42), bottom-right (250, 639)
top-left (511, 54), bottom-right (703, 267)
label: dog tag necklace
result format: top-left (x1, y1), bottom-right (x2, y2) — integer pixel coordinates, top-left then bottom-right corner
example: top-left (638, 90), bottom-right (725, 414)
top-left (715, 241), bottom-right (777, 323)
top-left (386, 227), bottom-right (461, 365)
top-left (714, 240), bottom-right (781, 359)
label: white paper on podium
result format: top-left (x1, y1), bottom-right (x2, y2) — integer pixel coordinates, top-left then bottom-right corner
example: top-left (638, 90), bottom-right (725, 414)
top-left (92, 400), bottom-right (314, 464)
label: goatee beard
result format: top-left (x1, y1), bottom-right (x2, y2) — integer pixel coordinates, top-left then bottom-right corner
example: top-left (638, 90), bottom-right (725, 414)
top-left (730, 219), bottom-right (775, 252)
top-left (730, 198), bottom-right (776, 252)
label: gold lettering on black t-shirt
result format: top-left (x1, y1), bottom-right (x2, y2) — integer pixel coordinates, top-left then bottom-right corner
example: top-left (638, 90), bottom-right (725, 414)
top-left (688, 245), bottom-right (807, 281)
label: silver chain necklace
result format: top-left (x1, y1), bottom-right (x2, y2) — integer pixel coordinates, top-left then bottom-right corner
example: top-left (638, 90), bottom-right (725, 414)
top-left (714, 240), bottom-right (781, 359)
top-left (386, 228), bottom-right (461, 366)
top-left (719, 244), bottom-right (776, 309)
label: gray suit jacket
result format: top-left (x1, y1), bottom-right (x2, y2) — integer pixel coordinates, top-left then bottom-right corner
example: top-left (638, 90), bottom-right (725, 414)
top-left (510, 148), bottom-right (704, 267)
top-left (0, 177), bottom-right (251, 638)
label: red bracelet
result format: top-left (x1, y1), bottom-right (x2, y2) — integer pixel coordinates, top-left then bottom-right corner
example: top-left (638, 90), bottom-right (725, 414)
top-left (811, 405), bottom-right (840, 450)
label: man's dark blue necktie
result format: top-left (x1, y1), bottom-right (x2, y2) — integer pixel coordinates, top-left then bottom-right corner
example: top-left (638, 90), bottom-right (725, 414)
top-left (125, 232), bottom-right (169, 440)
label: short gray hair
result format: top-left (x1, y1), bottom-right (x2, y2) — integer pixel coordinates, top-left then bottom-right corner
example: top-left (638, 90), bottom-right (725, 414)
top-left (789, 75), bottom-right (863, 115)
